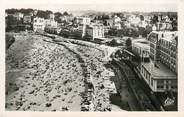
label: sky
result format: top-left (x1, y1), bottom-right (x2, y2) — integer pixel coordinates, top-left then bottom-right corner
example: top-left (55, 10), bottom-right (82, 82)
top-left (4, 0), bottom-right (178, 13)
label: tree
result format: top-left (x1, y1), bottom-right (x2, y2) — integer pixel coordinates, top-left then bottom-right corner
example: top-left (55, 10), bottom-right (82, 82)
top-left (171, 19), bottom-right (177, 31)
top-left (6, 34), bottom-right (15, 50)
top-left (151, 15), bottom-right (158, 24)
top-left (116, 29), bottom-right (125, 37)
top-left (6, 15), bottom-right (22, 32)
top-left (63, 11), bottom-right (69, 16)
top-left (107, 28), bottom-right (117, 36)
top-left (6, 15), bottom-right (19, 25)
top-left (54, 12), bottom-right (62, 23)
top-left (138, 27), bottom-right (146, 37)
top-left (59, 30), bottom-right (70, 38)
top-left (140, 15), bottom-right (144, 21)
top-left (125, 28), bottom-right (139, 38)
top-left (36, 10), bottom-right (51, 19)
top-left (145, 25), bottom-right (152, 37)
top-left (19, 8), bottom-right (34, 15)
top-left (109, 39), bottom-right (118, 47)
top-left (83, 33), bottom-right (92, 41)
top-left (71, 30), bottom-right (82, 39)
top-left (125, 38), bottom-right (132, 51)
top-left (5, 8), bottom-right (19, 14)
top-left (45, 10), bottom-right (53, 15)
top-left (101, 15), bottom-right (110, 20)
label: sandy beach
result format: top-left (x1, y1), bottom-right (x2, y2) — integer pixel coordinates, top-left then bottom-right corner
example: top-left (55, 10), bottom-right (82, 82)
top-left (6, 32), bottom-right (123, 111)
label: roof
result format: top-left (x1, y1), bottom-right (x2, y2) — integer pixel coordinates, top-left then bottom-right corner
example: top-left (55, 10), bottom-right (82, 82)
top-left (133, 42), bottom-right (150, 50)
top-left (142, 61), bottom-right (176, 79)
top-left (150, 31), bottom-right (177, 42)
top-left (132, 38), bottom-right (150, 50)
top-left (161, 33), bottom-right (177, 42)
top-left (132, 38), bottom-right (147, 42)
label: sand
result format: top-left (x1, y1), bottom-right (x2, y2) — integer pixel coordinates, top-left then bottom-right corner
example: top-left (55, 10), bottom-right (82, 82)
top-left (6, 32), bottom-right (124, 111)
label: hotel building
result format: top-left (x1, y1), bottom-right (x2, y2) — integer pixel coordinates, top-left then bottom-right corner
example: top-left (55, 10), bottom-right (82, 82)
top-left (81, 23), bottom-right (105, 40)
top-left (136, 31), bottom-right (177, 92)
top-left (33, 17), bottom-right (45, 32)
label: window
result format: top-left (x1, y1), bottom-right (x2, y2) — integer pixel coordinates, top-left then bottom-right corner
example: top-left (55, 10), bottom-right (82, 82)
top-left (165, 85), bottom-right (169, 89)
top-left (157, 85), bottom-right (164, 89)
top-left (151, 78), bottom-right (153, 86)
top-left (171, 85), bottom-right (177, 89)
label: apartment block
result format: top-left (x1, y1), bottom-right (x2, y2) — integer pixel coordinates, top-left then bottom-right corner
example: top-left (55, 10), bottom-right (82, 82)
top-left (137, 31), bottom-right (178, 92)
top-left (33, 17), bottom-right (45, 32)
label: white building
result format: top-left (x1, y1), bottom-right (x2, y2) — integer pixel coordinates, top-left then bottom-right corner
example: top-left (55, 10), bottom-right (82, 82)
top-left (81, 23), bottom-right (104, 40)
top-left (128, 15), bottom-right (141, 26)
top-left (114, 22), bottom-right (122, 29)
top-left (137, 31), bottom-right (178, 92)
top-left (33, 17), bottom-right (45, 32)
top-left (140, 60), bottom-right (177, 92)
top-left (49, 14), bottom-right (55, 21)
top-left (93, 24), bottom-right (104, 39)
top-left (14, 12), bottom-right (24, 21)
top-left (76, 17), bottom-right (91, 25)
top-left (156, 22), bottom-right (173, 31)
top-left (132, 39), bottom-right (150, 59)
top-left (23, 15), bottom-right (32, 24)
top-left (114, 15), bottom-right (121, 23)
top-left (45, 19), bottom-right (58, 28)
top-left (138, 21), bottom-right (148, 28)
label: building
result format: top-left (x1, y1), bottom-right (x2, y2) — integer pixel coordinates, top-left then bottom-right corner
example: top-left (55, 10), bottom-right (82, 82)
top-left (158, 32), bottom-right (178, 73)
top-left (94, 20), bottom-right (103, 24)
top-left (148, 31), bottom-right (178, 73)
top-left (44, 15), bottom-right (59, 34)
top-left (14, 12), bottom-right (24, 21)
top-left (128, 15), bottom-right (141, 26)
top-left (112, 15), bottom-right (122, 29)
top-left (104, 26), bottom-right (111, 33)
top-left (45, 19), bottom-right (58, 28)
top-left (138, 20), bottom-right (148, 28)
top-left (76, 17), bottom-right (91, 25)
top-left (33, 17), bottom-right (45, 32)
top-left (114, 22), bottom-right (122, 29)
top-left (105, 19), bottom-right (114, 27)
top-left (124, 21), bottom-right (131, 28)
top-left (49, 14), bottom-right (55, 21)
top-left (156, 22), bottom-right (173, 31)
top-left (33, 10), bottom-right (38, 16)
top-left (23, 15), bottom-right (32, 24)
top-left (132, 38), bottom-right (150, 60)
top-left (5, 12), bottom-right (8, 17)
top-left (144, 15), bottom-right (152, 23)
top-left (89, 24), bottom-right (104, 40)
top-left (77, 24), bottom-right (84, 35)
top-left (152, 24), bottom-right (157, 31)
top-left (59, 15), bottom-right (73, 23)
top-left (81, 23), bottom-right (104, 40)
top-left (137, 31), bottom-right (178, 92)
top-left (113, 15), bottom-right (121, 23)
top-left (140, 61), bottom-right (177, 92)
top-left (45, 19), bottom-right (59, 34)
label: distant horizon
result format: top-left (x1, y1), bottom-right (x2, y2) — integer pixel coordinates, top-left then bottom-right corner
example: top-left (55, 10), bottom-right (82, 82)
top-left (6, 3), bottom-right (177, 14)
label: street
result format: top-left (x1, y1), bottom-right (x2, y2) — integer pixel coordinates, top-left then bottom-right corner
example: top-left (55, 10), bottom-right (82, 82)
top-left (109, 58), bottom-right (157, 111)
